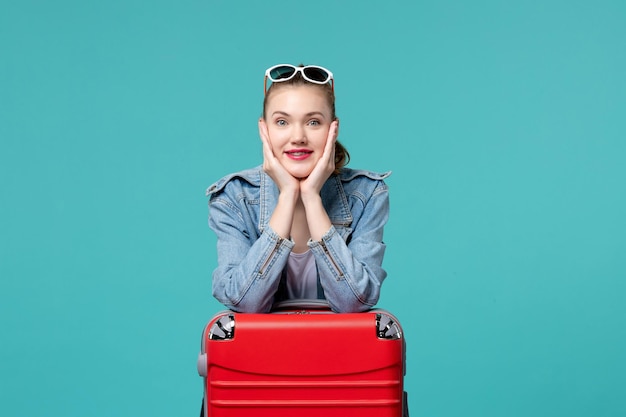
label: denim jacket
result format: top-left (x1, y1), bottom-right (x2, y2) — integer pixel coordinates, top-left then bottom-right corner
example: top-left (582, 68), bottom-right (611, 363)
top-left (206, 166), bottom-right (391, 313)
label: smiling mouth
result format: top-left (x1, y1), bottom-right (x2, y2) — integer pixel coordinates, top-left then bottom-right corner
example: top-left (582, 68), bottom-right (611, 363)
top-left (285, 150), bottom-right (313, 160)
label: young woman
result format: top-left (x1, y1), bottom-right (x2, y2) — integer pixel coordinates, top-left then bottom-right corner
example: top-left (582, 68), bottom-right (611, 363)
top-left (206, 64), bottom-right (390, 313)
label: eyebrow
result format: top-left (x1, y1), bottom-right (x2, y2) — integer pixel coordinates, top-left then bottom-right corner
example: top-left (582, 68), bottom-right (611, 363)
top-left (271, 111), bottom-right (327, 118)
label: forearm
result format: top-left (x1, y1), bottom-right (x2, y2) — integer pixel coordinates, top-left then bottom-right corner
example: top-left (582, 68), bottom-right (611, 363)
top-left (301, 192), bottom-right (332, 241)
top-left (309, 226), bottom-right (386, 313)
top-left (212, 227), bottom-right (294, 312)
top-left (268, 189), bottom-right (299, 239)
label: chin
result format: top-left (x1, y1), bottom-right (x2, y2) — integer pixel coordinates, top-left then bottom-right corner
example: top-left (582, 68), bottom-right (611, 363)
top-left (287, 167), bottom-right (313, 179)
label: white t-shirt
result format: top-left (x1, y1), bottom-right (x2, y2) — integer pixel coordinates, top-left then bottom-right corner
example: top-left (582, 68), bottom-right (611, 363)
top-left (285, 250), bottom-right (317, 299)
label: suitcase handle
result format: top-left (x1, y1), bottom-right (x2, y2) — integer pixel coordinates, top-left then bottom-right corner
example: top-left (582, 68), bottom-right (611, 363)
top-left (271, 299), bottom-right (330, 311)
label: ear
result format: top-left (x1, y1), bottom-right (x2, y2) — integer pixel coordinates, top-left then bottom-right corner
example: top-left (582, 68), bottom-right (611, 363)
top-left (258, 118), bottom-right (271, 143)
top-left (258, 118), bottom-right (267, 137)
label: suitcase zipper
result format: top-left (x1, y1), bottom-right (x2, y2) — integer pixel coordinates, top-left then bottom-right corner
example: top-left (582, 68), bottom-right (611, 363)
top-left (320, 240), bottom-right (344, 278)
top-left (259, 237), bottom-right (283, 275)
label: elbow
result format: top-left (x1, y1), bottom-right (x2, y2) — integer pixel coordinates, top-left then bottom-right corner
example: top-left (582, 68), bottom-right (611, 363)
top-left (231, 298), bottom-right (272, 313)
top-left (212, 286), bottom-right (273, 313)
top-left (329, 300), bottom-right (374, 314)
top-left (212, 290), bottom-right (272, 314)
top-left (327, 293), bottom-right (377, 313)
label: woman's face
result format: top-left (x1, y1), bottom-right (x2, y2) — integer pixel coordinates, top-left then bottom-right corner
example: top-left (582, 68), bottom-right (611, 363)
top-left (262, 85), bottom-right (333, 179)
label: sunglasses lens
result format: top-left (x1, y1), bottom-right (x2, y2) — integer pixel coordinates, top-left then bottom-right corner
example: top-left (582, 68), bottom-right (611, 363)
top-left (303, 67), bottom-right (329, 83)
top-left (269, 66), bottom-right (296, 81)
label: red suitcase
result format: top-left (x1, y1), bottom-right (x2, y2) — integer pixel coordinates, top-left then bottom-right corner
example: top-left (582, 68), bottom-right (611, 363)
top-left (197, 301), bottom-right (408, 417)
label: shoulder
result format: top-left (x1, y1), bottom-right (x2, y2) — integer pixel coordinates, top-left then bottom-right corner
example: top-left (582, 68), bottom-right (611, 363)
top-left (338, 167), bottom-right (391, 182)
top-left (206, 166), bottom-right (264, 197)
top-left (336, 168), bottom-right (391, 197)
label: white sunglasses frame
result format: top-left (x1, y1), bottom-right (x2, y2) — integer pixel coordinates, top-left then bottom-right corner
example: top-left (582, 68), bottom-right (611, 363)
top-left (264, 64), bottom-right (334, 95)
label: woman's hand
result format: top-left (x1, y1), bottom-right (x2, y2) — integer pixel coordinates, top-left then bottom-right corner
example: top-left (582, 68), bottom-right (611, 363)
top-left (300, 120), bottom-right (339, 201)
top-left (258, 118), bottom-right (300, 197)
top-left (259, 118), bottom-right (300, 239)
top-left (300, 120), bottom-right (338, 240)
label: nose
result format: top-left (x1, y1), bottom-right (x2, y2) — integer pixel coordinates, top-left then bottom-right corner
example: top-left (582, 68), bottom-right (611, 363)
top-left (291, 124), bottom-right (307, 144)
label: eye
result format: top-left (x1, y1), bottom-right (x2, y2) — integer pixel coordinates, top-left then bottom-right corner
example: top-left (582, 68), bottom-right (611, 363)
top-left (276, 119), bottom-right (287, 126)
top-left (307, 119), bottom-right (320, 126)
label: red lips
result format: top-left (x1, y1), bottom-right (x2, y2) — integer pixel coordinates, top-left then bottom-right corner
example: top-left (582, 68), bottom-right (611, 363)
top-left (285, 149), bottom-right (313, 160)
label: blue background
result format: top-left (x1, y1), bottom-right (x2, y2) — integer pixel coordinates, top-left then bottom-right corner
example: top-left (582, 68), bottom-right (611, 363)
top-left (1, 1), bottom-right (625, 416)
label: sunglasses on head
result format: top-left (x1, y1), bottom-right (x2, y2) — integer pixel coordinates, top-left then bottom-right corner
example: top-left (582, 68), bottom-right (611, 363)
top-left (264, 64), bottom-right (334, 95)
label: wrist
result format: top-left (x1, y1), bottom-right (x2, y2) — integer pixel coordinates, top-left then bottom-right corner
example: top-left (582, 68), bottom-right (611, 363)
top-left (300, 190), bottom-right (322, 206)
top-left (278, 187), bottom-right (300, 204)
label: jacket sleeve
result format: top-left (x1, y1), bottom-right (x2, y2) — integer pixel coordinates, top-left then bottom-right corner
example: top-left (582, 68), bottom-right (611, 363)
top-left (208, 193), bottom-right (294, 313)
top-left (308, 181), bottom-right (389, 313)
